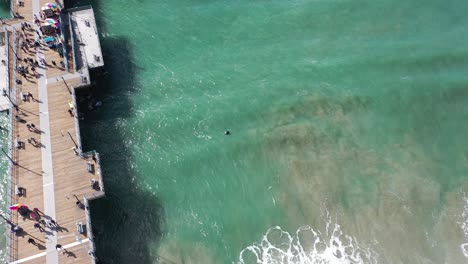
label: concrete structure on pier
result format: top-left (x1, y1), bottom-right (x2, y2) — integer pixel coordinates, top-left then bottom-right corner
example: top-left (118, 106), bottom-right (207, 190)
top-left (70, 8), bottom-right (103, 70)
top-left (1, 1), bottom-right (106, 263)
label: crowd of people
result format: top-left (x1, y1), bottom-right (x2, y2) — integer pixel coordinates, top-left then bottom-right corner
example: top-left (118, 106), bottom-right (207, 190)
top-left (14, 4), bottom-right (65, 84)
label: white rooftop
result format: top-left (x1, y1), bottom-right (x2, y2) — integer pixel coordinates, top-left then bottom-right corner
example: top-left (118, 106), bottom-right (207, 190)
top-left (0, 43), bottom-right (9, 112)
top-left (70, 8), bottom-right (104, 69)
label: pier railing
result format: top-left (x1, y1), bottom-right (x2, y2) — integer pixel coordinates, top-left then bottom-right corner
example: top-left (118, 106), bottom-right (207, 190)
top-left (11, 27), bottom-right (17, 109)
top-left (67, 8), bottom-right (81, 72)
top-left (11, 27), bottom-right (20, 264)
top-left (59, 11), bottom-right (70, 72)
top-left (70, 86), bottom-right (83, 152)
top-left (83, 197), bottom-right (96, 264)
top-left (81, 150), bottom-right (105, 195)
top-left (9, 0), bottom-right (17, 19)
top-left (83, 191), bottom-right (104, 264)
top-left (3, 25), bottom-right (13, 264)
top-left (4, 26), bottom-right (20, 264)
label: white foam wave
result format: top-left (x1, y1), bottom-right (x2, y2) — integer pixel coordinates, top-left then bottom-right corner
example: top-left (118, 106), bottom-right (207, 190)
top-left (238, 213), bottom-right (377, 264)
top-left (459, 192), bottom-right (468, 258)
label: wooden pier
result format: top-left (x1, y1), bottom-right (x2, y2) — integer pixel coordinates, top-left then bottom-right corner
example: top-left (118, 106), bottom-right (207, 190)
top-left (1, 1), bottom-right (105, 263)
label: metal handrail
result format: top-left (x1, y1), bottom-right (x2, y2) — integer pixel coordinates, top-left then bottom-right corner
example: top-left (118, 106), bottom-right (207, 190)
top-left (71, 86), bottom-right (83, 152)
top-left (59, 11), bottom-right (70, 71)
top-left (3, 25), bottom-right (12, 264)
top-left (68, 11), bottom-right (78, 72)
top-left (4, 27), bottom-right (20, 263)
top-left (11, 27), bottom-right (19, 264)
top-left (80, 150), bottom-right (105, 195)
top-left (83, 197), bottom-right (97, 264)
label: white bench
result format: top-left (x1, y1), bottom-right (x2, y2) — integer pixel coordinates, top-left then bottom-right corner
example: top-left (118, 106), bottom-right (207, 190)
top-left (76, 222), bottom-right (84, 234)
top-left (15, 139), bottom-right (22, 149)
top-left (86, 161), bottom-right (94, 173)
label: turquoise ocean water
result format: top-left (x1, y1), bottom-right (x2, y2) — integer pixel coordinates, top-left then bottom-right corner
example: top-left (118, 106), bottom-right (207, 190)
top-left (0, 0), bottom-right (8, 18)
top-left (4, 0), bottom-right (468, 263)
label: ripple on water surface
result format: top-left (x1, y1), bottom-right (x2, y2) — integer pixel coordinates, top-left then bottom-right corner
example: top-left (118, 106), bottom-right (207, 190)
top-left (73, 0), bottom-right (468, 263)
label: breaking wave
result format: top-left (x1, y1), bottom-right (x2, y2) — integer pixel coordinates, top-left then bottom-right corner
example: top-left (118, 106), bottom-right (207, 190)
top-left (459, 192), bottom-right (468, 258)
top-left (238, 211), bottom-right (377, 264)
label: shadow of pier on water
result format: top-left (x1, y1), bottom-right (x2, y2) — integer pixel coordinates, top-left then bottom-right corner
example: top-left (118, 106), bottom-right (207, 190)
top-left (71, 2), bottom-right (166, 260)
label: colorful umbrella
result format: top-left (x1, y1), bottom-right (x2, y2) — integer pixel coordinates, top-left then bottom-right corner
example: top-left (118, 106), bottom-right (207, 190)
top-left (9, 204), bottom-right (24, 210)
top-left (45, 18), bottom-right (56, 25)
top-left (43, 19), bottom-right (59, 28)
top-left (45, 3), bottom-right (57, 9)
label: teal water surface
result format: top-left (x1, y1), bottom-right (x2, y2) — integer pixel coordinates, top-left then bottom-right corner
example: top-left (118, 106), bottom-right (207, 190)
top-left (0, 0), bottom-right (9, 18)
top-left (81, 0), bottom-right (468, 263)
top-left (4, 0), bottom-right (468, 263)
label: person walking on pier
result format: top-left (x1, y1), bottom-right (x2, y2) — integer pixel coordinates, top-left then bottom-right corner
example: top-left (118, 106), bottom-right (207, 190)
top-left (33, 207), bottom-right (43, 215)
top-left (56, 244), bottom-right (69, 254)
top-left (27, 92), bottom-right (36, 102)
top-left (27, 238), bottom-right (37, 245)
top-left (12, 225), bottom-right (22, 234)
top-left (33, 15), bottom-right (40, 26)
top-left (28, 137), bottom-right (39, 148)
top-left (34, 223), bottom-right (44, 232)
top-left (28, 123), bottom-right (40, 133)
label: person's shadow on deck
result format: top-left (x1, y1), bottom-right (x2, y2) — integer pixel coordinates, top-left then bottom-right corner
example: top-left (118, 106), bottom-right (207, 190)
top-left (36, 244), bottom-right (46, 250)
top-left (64, 251), bottom-right (77, 258)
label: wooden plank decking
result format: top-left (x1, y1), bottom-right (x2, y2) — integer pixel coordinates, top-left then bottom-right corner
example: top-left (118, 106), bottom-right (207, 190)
top-left (3, 1), bottom-right (104, 263)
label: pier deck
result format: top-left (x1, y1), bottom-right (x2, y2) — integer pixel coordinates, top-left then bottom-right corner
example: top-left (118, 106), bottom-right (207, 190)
top-left (2, 1), bottom-right (105, 263)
